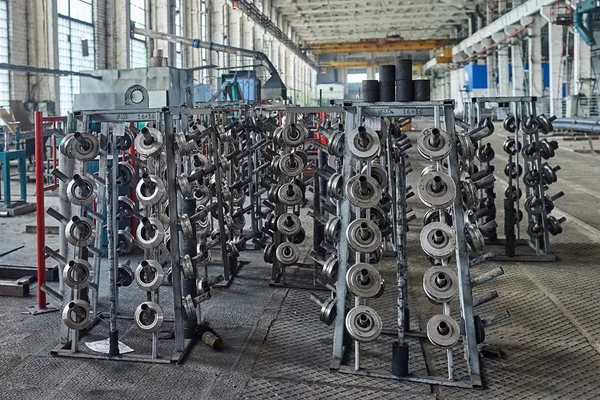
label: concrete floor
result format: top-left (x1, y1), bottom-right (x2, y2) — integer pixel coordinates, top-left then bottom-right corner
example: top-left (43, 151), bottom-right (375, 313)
top-left (0, 124), bottom-right (599, 399)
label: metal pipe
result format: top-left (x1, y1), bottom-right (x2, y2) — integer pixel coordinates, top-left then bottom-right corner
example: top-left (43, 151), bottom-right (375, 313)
top-left (35, 111), bottom-right (47, 310)
top-left (133, 25), bottom-right (280, 78)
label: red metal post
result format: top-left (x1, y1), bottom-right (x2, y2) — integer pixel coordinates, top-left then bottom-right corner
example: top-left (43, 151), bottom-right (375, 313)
top-left (35, 111), bottom-right (47, 309)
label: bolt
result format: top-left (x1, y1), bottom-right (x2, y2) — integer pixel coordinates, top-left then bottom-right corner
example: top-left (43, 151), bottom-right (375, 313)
top-left (357, 126), bottom-right (370, 149)
top-left (73, 132), bottom-right (91, 150)
top-left (357, 314), bottom-right (372, 329)
top-left (437, 321), bottom-right (450, 335)
top-left (358, 175), bottom-right (371, 195)
top-left (358, 222), bottom-right (372, 241)
top-left (141, 127), bottom-right (155, 146)
top-left (432, 229), bottom-right (445, 245)
top-left (430, 176), bottom-right (445, 193)
top-left (557, 217), bottom-right (567, 224)
top-left (428, 128), bottom-right (441, 148)
top-left (359, 268), bottom-right (371, 285)
top-left (435, 272), bottom-right (448, 288)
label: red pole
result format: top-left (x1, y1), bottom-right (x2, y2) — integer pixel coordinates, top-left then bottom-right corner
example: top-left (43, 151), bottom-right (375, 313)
top-left (35, 111), bottom-right (47, 309)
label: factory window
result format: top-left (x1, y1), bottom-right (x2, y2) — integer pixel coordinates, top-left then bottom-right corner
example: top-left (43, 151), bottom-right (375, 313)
top-left (201, 0), bottom-right (208, 81)
top-left (0, 0), bottom-right (9, 110)
top-left (58, 0), bottom-right (95, 114)
top-left (130, 0), bottom-right (147, 68)
top-left (347, 70), bottom-right (367, 84)
top-left (174, 0), bottom-right (183, 68)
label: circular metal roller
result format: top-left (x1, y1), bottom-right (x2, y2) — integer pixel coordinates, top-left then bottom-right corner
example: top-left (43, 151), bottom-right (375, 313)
top-left (65, 216), bottom-right (94, 247)
top-left (277, 213), bottom-right (302, 237)
top-left (134, 127), bottom-right (164, 158)
top-left (71, 132), bottom-right (100, 161)
top-left (348, 126), bottom-right (380, 160)
top-left (345, 305), bottom-right (383, 343)
top-left (117, 263), bottom-right (135, 287)
top-left (63, 259), bottom-right (92, 290)
top-left (180, 254), bottom-right (196, 280)
top-left (326, 174), bottom-right (344, 200)
top-left (422, 266), bottom-right (459, 304)
top-left (465, 224), bottom-right (485, 252)
top-left (420, 222), bottom-right (456, 259)
top-left (278, 153), bottom-right (306, 177)
top-left (423, 209), bottom-right (453, 226)
top-left (193, 185), bottom-right (212, 206)
top-left (418, 171), bottom-right (457, 209)
top-left (263, 242), bottom-right (275, 264)
top-left (115, 128), bottom-right (135, 151)
top-left (232, 188), bottom-right (245, 207)
top-left (136, 174), bottom-right (167, 206)
top-left (346, 219), bottom-right (382, 253)
top-left (461, 179), bottom-right (478, 209)
top-left (417, 127), bottom-right (452, 161)
top-left (346, 263), bottom-right (385, 299)
top-left (60, 133), bottom-right (75, 158)
top-left (275, 242), bottom-right (300, 265)
top-left (281, 123), bottom-right (308, 147)
top-left (321, 256), bottom-right (339, 284)
top-left (456, 134), bottom-right (475, 160)
top-left (135, 260), bottom-right (165, 291)
top-left (426, 314), bottom-right (460, 349)
top-left (117, 228), bottom-right (135, 254)
top-left (62, 299), bottom-right (92, 331)
top-left (182, 295), bottom-right (197, 320)
top-left (320, 297), bottom-right (337, 326)
top-left (325, 217), bottom-right (341, 242)
top-left (67, 174), bottom-right (97, 206)
top-left (192, 153), bottom-right (210, 169)
top-left (328, 132), bottom-right (345, 157)
top-left (116, 162), bottom-right (135, 186)
top-left (136, 217), bottom-right (165, 249)
top-left (134, 301), bottom-right (165, 333)
top-left (361, 163), bottom-right (388, 189)
top-left (346, 174), bottom-right (382, 209)
top-left (277, 183), bottom-right (303, 206)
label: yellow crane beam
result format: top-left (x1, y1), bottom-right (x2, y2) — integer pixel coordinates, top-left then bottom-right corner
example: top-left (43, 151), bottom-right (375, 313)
top-left (319, 60), bottom-right (422, 70)
top-left (308, 40), bottom-right (456, 54)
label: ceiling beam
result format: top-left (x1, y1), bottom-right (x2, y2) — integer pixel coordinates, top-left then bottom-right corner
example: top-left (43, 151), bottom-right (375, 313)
top-left (308, 39), bottom-right (457, 54)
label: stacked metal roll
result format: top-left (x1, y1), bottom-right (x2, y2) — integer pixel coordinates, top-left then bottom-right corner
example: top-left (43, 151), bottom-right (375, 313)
top-left (378, 64), bottom-right (396, 102)
top-left (362, 79), bottom-right (380, 102)
top-left (395, 58), bottom-right (414, 102)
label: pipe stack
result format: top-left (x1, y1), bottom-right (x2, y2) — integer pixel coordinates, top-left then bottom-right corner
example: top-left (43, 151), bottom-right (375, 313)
top-left (395, 58), bottom-right (414, 102)
top-left (378, 65), bottom-right (396, 102)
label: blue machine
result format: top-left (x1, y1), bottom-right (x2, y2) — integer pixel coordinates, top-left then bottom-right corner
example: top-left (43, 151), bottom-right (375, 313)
top-left (220, 71), bottom-right (261, 102)
top-left (464, 63), bottom-right (551, 92)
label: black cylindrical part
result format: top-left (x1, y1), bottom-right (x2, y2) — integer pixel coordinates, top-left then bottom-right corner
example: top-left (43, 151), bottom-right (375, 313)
top-left (395, 79), bottom-right (414, 102)
top-left (379, 64), bottom-right (396, 81)
top-left (395, 58), bottom-right (413, 80)
top-left (362, 80), bottom-right (380, 102)
top-left (413, 79), bottom-right (431, 101)
top-left (379, 81), bottom-right (396, 102)
top-left (392, 342), bottom-right (409, 377)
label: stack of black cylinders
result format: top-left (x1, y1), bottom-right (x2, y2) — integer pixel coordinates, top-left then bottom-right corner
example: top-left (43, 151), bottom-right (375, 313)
top-left (362, 79), bottom-right (380, 102)
top-left (378, 64), bottom-right (396, 102)
top-left (395, 58), bottom-right (414, 102)
top-left (414, 79), bottom-right (431, 101)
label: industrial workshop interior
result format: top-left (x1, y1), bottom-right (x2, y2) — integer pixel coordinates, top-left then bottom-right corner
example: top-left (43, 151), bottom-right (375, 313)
top-left (1, 0), bottom-right (600, 398)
